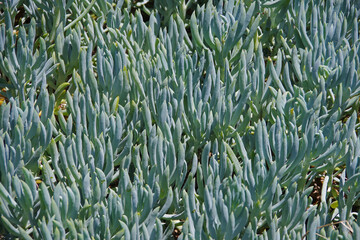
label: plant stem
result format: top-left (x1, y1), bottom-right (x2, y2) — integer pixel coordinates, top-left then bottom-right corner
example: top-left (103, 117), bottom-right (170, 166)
top-left (64, 0), bottom-right (97, 32)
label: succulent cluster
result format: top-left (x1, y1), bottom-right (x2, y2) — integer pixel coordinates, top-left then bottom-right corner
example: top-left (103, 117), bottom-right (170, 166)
top-left (0, 0), bottom-right (360, 239)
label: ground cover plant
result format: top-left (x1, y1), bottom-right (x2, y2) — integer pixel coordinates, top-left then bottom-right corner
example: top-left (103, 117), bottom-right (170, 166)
top-left (0, 0), bottom-right (360, 239)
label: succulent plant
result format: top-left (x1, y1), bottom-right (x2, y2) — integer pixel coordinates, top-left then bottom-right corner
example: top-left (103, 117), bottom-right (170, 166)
top-left (0, 0), bottom-right (360, 239)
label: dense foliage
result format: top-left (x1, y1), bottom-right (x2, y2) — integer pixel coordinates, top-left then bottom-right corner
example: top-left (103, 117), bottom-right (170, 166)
top-left (0, 0), bottom-right (360, 239)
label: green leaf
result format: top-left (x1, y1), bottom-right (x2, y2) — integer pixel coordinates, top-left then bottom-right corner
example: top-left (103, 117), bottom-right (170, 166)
top-left (190, 12), bottom-right (207, 50)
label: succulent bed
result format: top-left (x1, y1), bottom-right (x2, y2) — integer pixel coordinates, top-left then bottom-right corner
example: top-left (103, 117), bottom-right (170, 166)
top-left (0, 0), bottom-right (360, 239)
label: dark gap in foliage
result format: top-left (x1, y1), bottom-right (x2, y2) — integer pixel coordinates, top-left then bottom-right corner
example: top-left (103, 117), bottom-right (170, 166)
top-left (172, 227), bottom-right (181, 239)
top-left (263, 47), bottom-right (272, 59)
top-left (309, 174), bottom-right (324, 205)
top-left (14, 5), bottom-right (26, 26)
top-left (129, 0), bottom-right (153, 23)
top-left (257, 225), bottom-right (270, 235)
top-left (109, 167), bottom-right (120, 189)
